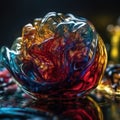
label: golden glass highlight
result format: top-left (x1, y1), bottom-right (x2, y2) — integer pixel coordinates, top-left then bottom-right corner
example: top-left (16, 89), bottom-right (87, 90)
top-left (97, 64), bottom-right (120, 100)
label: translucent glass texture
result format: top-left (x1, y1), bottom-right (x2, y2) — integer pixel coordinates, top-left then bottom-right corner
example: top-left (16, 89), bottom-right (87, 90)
top-left (0, 12), bottom-right (107, 99)
top-left (97, 64), bottom-right (120, 100)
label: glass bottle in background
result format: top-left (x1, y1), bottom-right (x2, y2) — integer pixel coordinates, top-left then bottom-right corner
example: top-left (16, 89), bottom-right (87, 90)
top-left (107, 17), bottom-right (120, 63)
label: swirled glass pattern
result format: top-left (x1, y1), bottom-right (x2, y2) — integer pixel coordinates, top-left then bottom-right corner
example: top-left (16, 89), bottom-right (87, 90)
top-left (0, 12), bottom-right (107, 99)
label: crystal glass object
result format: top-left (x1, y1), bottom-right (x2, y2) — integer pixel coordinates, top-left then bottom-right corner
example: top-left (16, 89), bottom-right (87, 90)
top-left (0, 12), bottom-right (107, 100)
top-left (97, 64), bottom-right (120, 100)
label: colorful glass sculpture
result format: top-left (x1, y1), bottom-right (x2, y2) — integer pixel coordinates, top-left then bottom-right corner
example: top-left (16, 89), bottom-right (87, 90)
top-left (97, 64), bottom-right (120, 100)
top-left (0, 12), bottom-right (107, 99)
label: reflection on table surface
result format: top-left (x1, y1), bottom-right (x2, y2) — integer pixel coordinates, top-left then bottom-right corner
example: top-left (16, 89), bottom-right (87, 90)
top-left (0, 87), bottom-right (120, 120)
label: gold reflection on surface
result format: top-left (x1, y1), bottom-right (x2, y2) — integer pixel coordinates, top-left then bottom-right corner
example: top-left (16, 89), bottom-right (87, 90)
top-left (87, 96), bottom-right (103, 120)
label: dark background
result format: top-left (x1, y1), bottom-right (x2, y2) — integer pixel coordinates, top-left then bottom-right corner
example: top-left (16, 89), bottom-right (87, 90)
top-left (0, 0), bottom-right (120, 48)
